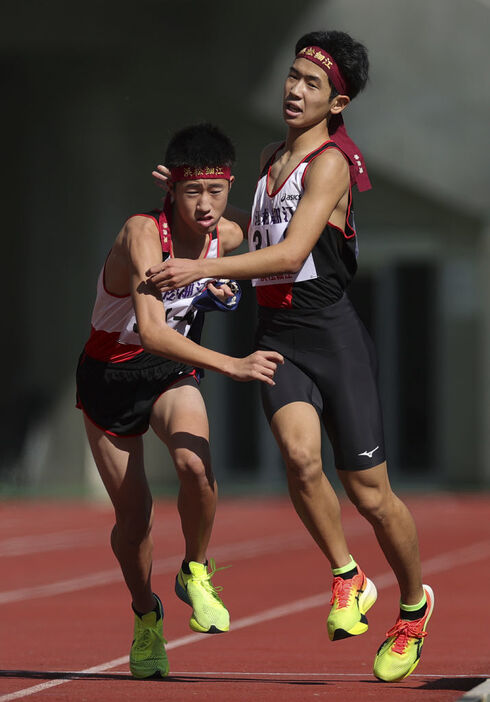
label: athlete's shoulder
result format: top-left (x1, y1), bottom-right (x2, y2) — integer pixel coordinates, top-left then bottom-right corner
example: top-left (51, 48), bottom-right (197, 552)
top-left (218, 216), bottom-right (244, 255)
top-left (122, 213), bottom-right (160, 242)
top-left (259, 141), bottom-right (283, 172)
top-left (304, 145), bottom-right (350, 190)
top-left (114, 214), bottom-right (161, 265)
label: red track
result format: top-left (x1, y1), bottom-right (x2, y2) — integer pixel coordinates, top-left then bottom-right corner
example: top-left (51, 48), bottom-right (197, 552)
top-left (1, 493), bottom-right (489, 701)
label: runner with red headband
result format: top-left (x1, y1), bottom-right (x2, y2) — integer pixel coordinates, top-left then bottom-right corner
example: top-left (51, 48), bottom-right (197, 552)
top-left (149, 31), bottom-right (433, 683)
top-left (76, 123), bottom-right (283, 678)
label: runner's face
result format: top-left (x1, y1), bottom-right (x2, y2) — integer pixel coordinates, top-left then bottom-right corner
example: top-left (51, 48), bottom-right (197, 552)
top-left (283, 57), bottom-right (332, 128)
top-left (174, 178), bottom-right (232, 233)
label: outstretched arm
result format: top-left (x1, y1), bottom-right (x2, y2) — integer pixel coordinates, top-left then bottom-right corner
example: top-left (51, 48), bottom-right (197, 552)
top-left (125, 218), bottom-right (283, 384)
top-left (147, 149), bottom-right (349, 291)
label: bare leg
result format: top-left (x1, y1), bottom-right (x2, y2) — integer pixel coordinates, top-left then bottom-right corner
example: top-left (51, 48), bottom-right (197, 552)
top-left (150, 379), bottom-right (216, 564)
top-left (83, 416), bottom-right (155, 614)
top-left (338, 463), bottom-right (424, 604)
top-left (270, 402), bottom-right (351, 569)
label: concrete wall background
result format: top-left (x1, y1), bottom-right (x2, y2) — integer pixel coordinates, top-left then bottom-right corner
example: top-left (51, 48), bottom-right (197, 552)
top-left (1, 0), bottom-right (489, 496)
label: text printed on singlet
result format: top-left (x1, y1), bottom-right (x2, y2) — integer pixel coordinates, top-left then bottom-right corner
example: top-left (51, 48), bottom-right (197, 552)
top-left (248, 166), bottom-right (317, 287)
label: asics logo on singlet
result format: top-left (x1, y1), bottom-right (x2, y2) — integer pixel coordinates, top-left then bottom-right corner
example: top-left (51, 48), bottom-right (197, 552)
top-left (358, 446), bottom-right (379, 458)
top-left (280, 193), bottom-right (300, 202)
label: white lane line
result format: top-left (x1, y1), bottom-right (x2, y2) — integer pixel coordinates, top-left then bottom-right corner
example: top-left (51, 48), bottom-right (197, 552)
top-left (0, 496), bottom-right (443, 559)
top-left (0, 507), bottom-right (380, 559)
top-left (1, 539), bottom-right (489, 702)
top-left (0, 517), bottom-right (377, 605)
top-left (0, 524), bottom-right (176, 558)
top-left (166, 671), bottom-right (490, 678)
top-left (0, 506), bottom-right (255, 558)
top-left (0, 530), bottom-right (102, 557)
top-left (0, 530), bottom-right (317, 605)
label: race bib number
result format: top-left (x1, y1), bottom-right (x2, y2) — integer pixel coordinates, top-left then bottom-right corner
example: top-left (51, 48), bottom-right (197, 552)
top-left (249, 224), bottom-right (317, 287)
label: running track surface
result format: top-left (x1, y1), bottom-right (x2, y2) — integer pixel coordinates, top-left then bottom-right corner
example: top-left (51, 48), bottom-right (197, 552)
top-left (1, 493), bottom-right (489, 702)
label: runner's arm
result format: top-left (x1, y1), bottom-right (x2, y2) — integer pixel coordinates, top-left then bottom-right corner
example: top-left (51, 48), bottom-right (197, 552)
top-left (147, 149), bottom-right (349, 290)
top-left (125, 219), bottom-right (282, 384)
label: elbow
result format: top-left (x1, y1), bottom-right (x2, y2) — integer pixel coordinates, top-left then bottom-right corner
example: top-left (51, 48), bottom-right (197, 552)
top-left (279, 242), bottom-right (305, 274)
top-left (139, 334), bottom-right (156, 356)
top-left (283, 253), bottom-right (305, 274)
top-left (290, 257), bottom-right (305, 274)
top-left (138, 324), bottom-right (162, 356)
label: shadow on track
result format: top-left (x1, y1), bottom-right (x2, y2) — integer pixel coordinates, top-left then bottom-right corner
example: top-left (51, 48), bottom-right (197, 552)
top-left (2, 670), bottom-right (485, 692)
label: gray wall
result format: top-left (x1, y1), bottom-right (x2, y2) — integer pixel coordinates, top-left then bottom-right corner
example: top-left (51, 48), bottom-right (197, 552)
top-left (1, 0), bottom-right (489, 495)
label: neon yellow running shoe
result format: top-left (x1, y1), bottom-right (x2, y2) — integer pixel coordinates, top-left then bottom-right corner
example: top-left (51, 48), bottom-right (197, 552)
top-left (327, 568), bottom-right (377, 641)
top-left (129, 594), bottom-right (169, 679)
top-left (374, 585), bottom-right (435, 682)
top-left (175, 559), bottom-right (230, 634)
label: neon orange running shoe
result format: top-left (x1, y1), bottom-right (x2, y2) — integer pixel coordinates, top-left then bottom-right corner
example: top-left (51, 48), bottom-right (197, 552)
top-left (374, 585), bottom-right (435, 682)
top-left (327, 568), bottom-right (377, 641)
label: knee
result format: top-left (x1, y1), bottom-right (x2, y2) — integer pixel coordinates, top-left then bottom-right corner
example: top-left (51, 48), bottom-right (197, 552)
top-left (114, 500), bottom-right (154, 547)
top-left (349, 488), bottom-right (395, 525)
top-left (283, 442), bottom-right (322, 486)
top-left (174, 450), bottom-right (213, 488)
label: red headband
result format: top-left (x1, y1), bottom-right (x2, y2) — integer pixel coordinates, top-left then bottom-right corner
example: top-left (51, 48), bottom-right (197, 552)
top-left (297, 46), bottom-right (348, 96)
top-left (170, 165), bottom-right (232, 182)
top-left (295, 45), bottom-right (371, 192)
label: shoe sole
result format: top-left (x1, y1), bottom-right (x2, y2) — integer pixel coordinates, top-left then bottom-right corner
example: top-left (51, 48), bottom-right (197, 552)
top-left (330, 577), bottom-right (378, 641)
top-left (175, 574), bottom-right (229, 634)
top-left (130, 664), bottom-right (169, 679)
top-left (374, 584), bottom-right (435, 682)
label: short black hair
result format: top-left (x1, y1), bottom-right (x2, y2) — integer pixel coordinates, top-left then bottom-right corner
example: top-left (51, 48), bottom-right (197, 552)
top-left (165, 123), bottom-right (235, 170)
top-left (295, 30), bottom-right (369, 100)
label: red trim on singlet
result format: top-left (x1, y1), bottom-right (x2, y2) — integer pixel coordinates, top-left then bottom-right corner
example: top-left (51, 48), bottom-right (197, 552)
top-left (300, 143), bottom-right (356, 239)
top-left (160, 202), bottom-right (216, 260)
top-left (102, 259), bottom-right (131, 299)
top-left (216, 226), bottom-right (221, 257)
top-left (344, 189), bottom-right (355, 238)
top-left (88, 209), bottom-right (218, 364)
top-left (102, 213), bottom-right (161, 298)
top-left (203, 231), bottom-right (213, 258)
top-left (327, 216), bottom-right (355, 240)
top-left (299, 140), bottom-right (338, 190)
top-left (256, 282), bottom-right (293, 308)
top-left (135, 213), bottom-right (159, 223)
top-left (156, 209), bottom-right (171, 254)
top-left (85, 327), bottom-right (144, 363)
top-left (266, 140), bottom-right (334, 197)
top-left (255, 140), bottom-right (357, 309)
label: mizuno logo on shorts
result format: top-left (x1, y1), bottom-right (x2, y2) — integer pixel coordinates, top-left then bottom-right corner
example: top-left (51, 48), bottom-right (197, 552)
top-left (358, 446), bottom-right (379, 458)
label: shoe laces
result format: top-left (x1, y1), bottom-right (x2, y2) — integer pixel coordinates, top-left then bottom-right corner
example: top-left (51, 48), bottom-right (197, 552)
top-left (134, 618), bottom-right (166, 650)
top-left (134, 628), bottom-right (153, 650)
top-left (386, 618), bottom-right (428, 654)
top-left (330, 575), bottom-right (357, 609)
top-left (194, 558), bottom-right (230, 600)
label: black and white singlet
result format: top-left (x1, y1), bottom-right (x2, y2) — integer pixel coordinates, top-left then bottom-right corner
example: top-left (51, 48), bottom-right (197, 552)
top-left (248, 140), bottom-right (357, 310)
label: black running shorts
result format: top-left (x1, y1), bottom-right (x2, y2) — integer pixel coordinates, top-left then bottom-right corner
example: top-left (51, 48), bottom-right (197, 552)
top-left (255, 294), bottom-right (386, 471)
top-left (76, 350), bottom-right (200, 437)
